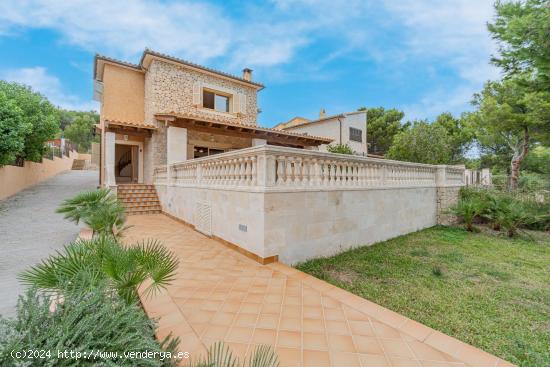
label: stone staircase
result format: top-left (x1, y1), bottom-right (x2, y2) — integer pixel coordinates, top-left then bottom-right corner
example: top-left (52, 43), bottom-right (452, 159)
top-left (117, 184), bottom-right (162, 216)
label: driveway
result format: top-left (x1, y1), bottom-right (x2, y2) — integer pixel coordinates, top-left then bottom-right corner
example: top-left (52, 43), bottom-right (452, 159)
top-left (0, 170), bottom-right (98, 317)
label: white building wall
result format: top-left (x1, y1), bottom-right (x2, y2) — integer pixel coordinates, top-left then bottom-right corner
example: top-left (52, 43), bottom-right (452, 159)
top-left (283, 111), bottom-right (367, 154)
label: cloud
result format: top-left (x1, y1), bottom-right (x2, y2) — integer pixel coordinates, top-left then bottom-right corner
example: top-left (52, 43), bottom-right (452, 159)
top-left (380, 0), bottom-right (500, 120)
top-left (0, 0), bottom-right (501, 118)
top-left (1, 67), bottom-right (98, 111)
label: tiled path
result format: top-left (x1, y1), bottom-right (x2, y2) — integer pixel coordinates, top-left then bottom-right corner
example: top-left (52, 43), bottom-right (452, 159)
top-left (126, 214), bottom-right (514, 367)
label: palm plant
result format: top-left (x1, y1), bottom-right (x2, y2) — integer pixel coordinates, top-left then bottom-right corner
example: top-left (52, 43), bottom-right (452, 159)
top-left (188, 342), bottom-right (279, 367)
top-left (56, 188), bottom-right (129, 237)
top-left (499, 202), bottom-right (544, 237)
top-left (449, 197), bottom-right (484, 231)
top-left (19, 236), bottom-right (179, 304)
top-left (482, 193), bottom-right (513, 231)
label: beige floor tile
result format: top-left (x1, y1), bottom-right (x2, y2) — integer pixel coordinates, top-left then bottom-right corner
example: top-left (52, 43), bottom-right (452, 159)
top-left (327, 334), bottom-right (356, 353)
top-left (330, 351), bottom-right (362, 367)
top-left (358, 353), bottom-right (391, 367)
top-left (353, 336), bottom-right (384, 355)
top-left (278, 330), bottom-right (302, 348)
top-left (276, 347), bottom-right (302, 367)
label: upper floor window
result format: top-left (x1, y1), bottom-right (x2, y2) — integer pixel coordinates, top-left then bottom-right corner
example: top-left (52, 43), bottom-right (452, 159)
top-left (349, 127), bottom-right (362, 142)
top-left (203, 90), bottom-right (230, 113)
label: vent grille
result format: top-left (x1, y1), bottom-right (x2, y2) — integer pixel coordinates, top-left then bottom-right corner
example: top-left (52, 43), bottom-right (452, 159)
top-left (195, 201), bottom-right (212, 236)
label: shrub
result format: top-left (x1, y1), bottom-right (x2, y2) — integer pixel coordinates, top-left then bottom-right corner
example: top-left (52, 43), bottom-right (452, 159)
top-left (0, 282), bottom-right (177, 367)
top-left (19, 236), bottom-right (179, 304)
top-left (327, 143), bottom-right (354, 154)
top-left (56, 189), bottom-right (128, 237)
top-left (449, 198), bottom-right (484, 231)
top-left (499, 202), bottom-right (546, 237)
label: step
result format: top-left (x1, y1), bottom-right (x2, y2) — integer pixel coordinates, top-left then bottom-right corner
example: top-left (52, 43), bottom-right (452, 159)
top-left (122, 202), bottom-right (161, 209)
top-left (118, 185), bottom-right (155, 190)
top-left (118, 192), bottom-right (158, 198)
top-left (126, 208), bottom-right (162, 215)
top-left (119, 196), bottom-right (159, 203)
top-left (117, 189), bottom-right (157, 195)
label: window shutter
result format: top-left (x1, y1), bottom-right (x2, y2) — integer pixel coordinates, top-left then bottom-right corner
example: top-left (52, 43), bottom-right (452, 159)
top-left (239, 93), bottom-right (247, 115)
top-left (232, 93), bottom-right (240, 114)
top-left (192, 82), bottom-right (201, 106)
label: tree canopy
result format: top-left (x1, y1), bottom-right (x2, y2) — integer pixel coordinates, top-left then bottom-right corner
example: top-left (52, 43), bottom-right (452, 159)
top-left (63, 114), bottom-right (97, 153)
top-left (359, 107), bottom-right (406, 155)
top-left (488, 0), bottom-right (550, 87)
top-left (469, 76), bottom-right (550, 188)
top-left (0, 81), bottom-right (59, 163)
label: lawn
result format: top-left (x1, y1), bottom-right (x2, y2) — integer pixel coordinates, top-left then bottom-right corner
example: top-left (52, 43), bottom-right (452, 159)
top-left (296, 226), bottom-right (550, 367)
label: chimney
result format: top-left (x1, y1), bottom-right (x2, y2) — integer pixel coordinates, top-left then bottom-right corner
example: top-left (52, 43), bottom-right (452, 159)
top-left (242, 68), bottom-right (253, 81)
top-left (319, 108), bottom-right (326, 119)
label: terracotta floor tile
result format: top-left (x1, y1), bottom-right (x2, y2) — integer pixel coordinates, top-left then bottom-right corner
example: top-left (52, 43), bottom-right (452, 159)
top-left (371, 321), bottom-right (402, 339)
top-left (282, 305), bottom-right (302, 318)
top-left (359, 354), bottom-right (391, 367)
top-left (262, 302), bottom-right (283, 315)
top-left (303, 332), bottom-right (328, 351)
top-left (280, 316), bottom-right (302, 332)
top-left (130, 215), bottom-right (503, 367)
top-left (303, 318), bottom-right (325, 333)
top-left (380, 339), bottom-right (415, 358)
top-left (303, 306), bottom-right (323, 319)
top-left (201, 324), bottom-right (229, 340)
top-left (252, 328), bottom-right (277, 345)
top-left (324, 307), bottom-right (346, 321)
top-left (276, 347), bottom-right (301, 367)
top-left (327, 334), bottom-right (356, 353)
top-left (257, 313), bottom-right (279, 329)
top-left (226, 326), bottom-right (254, 344)
top-left (278, 330), bottom-right (302, 348)
top-left (349, 320), bottom-right (374, 337)
top-left (389, 357), bottom-right (422, 367)
top-left (224, 342), bottom-right (250, 360)
top-left (330, 351), bottom-right (361, 367)
top-left (211, 312), bottom-right (236, 326)
top-left (353, 336), bottom-right (384, 355)
top-left (325, 320), bottom-right (350, 335)
top-left (240, 302), bottom-right (262, 314)
top-left (303, 350), bottom-right (330, 367)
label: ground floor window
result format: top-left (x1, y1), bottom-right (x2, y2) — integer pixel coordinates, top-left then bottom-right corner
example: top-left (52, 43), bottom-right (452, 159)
top-left (194, 146), bottom-right (225, 159)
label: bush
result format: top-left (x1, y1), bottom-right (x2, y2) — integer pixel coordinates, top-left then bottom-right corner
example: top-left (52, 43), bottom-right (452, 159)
top-left (19, 236), bottom-right (179, 304)
top-left (327, 143), bottom-right (353, 154)
top-left (0, 282), bottom-right (177, 367)
top-left (188, 342), bottom-right (279, 367)
top-left (56, 189), bottom-right (128, 237)
top-left (449, 197), bottom-right (485, 231)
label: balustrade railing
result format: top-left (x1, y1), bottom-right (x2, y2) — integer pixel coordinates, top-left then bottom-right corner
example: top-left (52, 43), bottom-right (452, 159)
top-left (153, 145), bottom-right (463, 190)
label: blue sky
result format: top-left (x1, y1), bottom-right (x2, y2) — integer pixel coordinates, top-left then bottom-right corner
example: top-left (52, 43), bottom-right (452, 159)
top-left (0, 0), bottom-right (500, 128)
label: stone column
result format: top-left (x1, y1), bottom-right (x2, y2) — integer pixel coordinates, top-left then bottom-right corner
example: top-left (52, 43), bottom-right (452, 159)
top-left (166, 126), bottom-right (188, 186)
top-left (435, 165), bottom-right (463, 225)
top-left (104, 131), bottom-right (117, 190)
top-left (167, 126), bottom-right (188, 164)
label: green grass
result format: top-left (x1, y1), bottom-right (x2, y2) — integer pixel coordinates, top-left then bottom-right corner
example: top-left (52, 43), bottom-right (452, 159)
top-left (296, 226), bottom-right (550, 367)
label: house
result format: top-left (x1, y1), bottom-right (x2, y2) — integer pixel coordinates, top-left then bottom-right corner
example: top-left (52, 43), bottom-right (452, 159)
top-left (93, 49), bottom-right (332, 187)
top-left (274, 109), bottom-right (368, 155)
top-left (93, 49), bottom-right (464, 265)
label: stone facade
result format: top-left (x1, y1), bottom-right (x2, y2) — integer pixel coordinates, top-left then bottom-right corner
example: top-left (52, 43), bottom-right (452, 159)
top-left (436, 186), bottom-right (461, 225)
top-left (143, 59), bottom-right (259, 183)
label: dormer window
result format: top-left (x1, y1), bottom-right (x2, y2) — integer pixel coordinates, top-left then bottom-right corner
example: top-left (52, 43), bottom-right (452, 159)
top-left (203, 89), bottom-right (230, 113)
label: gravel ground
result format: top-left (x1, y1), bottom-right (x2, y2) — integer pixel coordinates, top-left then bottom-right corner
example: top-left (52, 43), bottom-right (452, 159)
top-left (0, 170), bottom-right (98, 317)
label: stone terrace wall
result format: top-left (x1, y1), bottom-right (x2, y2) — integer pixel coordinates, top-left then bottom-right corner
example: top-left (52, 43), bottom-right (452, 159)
top-left (154, 146), bottom-right (464, 264)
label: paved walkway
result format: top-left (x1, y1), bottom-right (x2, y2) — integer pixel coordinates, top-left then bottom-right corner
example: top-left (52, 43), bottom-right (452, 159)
top-left (127, 215), bottom-right (513, 367)
top-left (0, 170), bottom-right (98, 317)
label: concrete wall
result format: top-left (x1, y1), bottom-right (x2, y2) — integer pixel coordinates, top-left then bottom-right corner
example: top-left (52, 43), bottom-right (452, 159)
top-left (0, 151), bottom-right (78, 200)
top-left (284, 111), bottom-right (367, 154)
top-left (157, 185), bottom-right (267, 257)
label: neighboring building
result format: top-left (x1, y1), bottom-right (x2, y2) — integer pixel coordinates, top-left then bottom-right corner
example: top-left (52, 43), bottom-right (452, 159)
top-left (93, 49), bottom-right (332, 186)
top-left (275, 110), bottom-right (368, 155)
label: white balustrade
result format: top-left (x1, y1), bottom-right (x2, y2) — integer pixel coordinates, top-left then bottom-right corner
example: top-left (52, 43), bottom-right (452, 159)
top-left (154, 145), bottom-right (463, 191)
